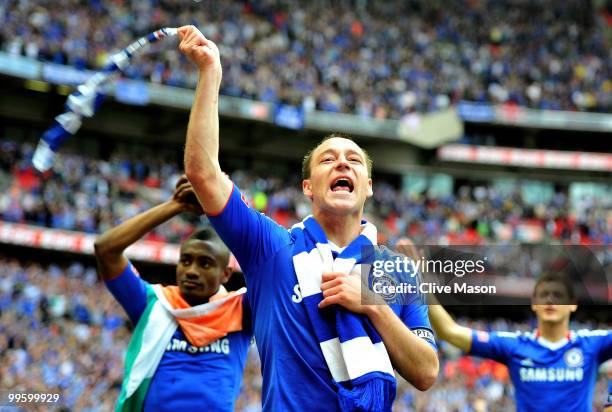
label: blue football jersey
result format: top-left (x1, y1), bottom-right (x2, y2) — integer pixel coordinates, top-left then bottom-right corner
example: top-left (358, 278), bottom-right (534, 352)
top-left (208, 184), bottom-right (437, 411)
top-left (105, 263), bottom-right (252, 412)
top-left (471, 329), bottom-right (612, 412)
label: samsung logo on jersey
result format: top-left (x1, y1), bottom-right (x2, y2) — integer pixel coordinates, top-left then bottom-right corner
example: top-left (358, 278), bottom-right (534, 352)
top-left (166, 338), bottom-right (230, 355)
top-left (519, 367), bottom-right (583, 382)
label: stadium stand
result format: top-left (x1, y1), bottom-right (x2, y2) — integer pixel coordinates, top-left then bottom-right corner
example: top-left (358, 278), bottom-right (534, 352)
top-left (1, 140), bottom-right (609, 246)
top-left (2, 256), bottom-right (609, 411)
top-left (0, 1), bottom-right (610, 410)
top-left (1, 0), bottom-right (610, 118)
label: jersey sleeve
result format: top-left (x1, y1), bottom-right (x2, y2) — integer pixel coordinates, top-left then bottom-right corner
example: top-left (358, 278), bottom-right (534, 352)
top-left (575, 330), bottom-right (612, 363)
top-left (207, 183), bottom-right (290, 271)
top-left (595, 330), bottom-right (612, 363)
top-left (400, 304), bottom-right (437, 351)
top-left (378, 248), bottom-right (437, 349)
top-left (469, 330), bottom-right (517, 364)
top-left (104, 262), bottom-right (148, 324)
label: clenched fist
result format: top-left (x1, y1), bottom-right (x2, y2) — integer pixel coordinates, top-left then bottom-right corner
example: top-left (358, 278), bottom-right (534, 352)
top-left (178, 25), bottom-right (222, 79)
top-left (173, 174), bottom-right (204, 215)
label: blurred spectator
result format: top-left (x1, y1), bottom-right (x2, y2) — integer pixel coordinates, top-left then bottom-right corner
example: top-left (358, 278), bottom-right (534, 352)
top-left (0, 0), bottom-right (610, 118)
top-left (1, 140), bottom-right (609, 248)
top-left (0, 255), bottom-right (609, 411)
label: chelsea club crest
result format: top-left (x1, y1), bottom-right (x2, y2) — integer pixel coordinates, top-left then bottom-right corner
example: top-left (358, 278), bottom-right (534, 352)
top-left (563, 348), bottom-right (584, 368)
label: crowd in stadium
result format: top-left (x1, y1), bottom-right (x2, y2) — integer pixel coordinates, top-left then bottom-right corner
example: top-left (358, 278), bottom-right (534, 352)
top-left (2, 256), bottom-right (610, 411)
top-left (2, 0), bottom-right (611, 410)
top-left (1, 140), bottom-right (609, 248)
top-left (1, 0), bottom-right (611, 117)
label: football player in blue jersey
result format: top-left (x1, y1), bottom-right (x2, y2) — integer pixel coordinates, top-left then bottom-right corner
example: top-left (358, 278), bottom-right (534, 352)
top-left (95, 176), bottom-right (252, 412)
top-left (427, 269), bottom-right (611, 412)
top-left (179, 24), bottom-right (439, 411)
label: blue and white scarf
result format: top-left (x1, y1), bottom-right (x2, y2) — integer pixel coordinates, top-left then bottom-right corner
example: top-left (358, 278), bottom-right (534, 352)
top-left (32, 27), bottom-right (178, 172)
top-left (290, 216), bottom-right (396, 412)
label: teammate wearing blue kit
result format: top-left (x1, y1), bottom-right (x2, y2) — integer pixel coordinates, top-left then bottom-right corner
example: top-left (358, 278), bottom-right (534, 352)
top-left (428, 273), bottom-right (612, 412)
top-left (178, 24), bottom-right (439, 411)
top-left (95, 176), bottom-right (252, 412)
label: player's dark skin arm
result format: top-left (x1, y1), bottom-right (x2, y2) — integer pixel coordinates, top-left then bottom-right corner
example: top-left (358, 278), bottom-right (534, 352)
top-left (94, 176), bottom-right (202, 280)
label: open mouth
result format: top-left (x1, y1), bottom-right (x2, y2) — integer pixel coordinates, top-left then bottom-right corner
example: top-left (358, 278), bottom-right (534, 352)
top-left (330, 177), bottom-right (354, 193)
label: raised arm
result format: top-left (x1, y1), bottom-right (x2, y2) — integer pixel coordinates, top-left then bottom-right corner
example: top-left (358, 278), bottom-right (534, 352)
top-left (395, 238), bottom-right (473, 353)
top-left (94, 176), bottom-right (202, 280)
top-left (178, 25), bottom-right (232, 214)
top-left (427, 296), bottom-right (473, 353)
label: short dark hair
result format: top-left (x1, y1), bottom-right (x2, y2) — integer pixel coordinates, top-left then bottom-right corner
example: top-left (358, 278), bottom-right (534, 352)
top-left (184, 227), bottom-right (230, 266)
top-left (301, 132), bottom-right (373, 180)
top-left (186, 227), bottom-right (221, 243)
top-left (532, 273), bottom-right (576, 303)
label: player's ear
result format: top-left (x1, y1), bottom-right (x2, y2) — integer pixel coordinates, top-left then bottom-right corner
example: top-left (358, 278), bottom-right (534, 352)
top-left (366, 178), bottom-right (373, 198)
top-left (221, 266), bottom-right (233, 284)
top-left (302, 179), bottom-right (313, 200)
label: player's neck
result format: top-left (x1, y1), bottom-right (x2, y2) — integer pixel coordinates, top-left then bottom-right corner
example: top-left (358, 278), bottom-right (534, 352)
top-left (313, 211), bottom-right (363, 248)
top-left (181, 293), bottom-right (211, 307)
top-left (537, 320), bottom-right (570, 343)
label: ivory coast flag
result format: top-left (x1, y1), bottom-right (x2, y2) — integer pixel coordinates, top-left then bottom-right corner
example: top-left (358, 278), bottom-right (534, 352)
top-left (115, 283), bottom-right (245, 411)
